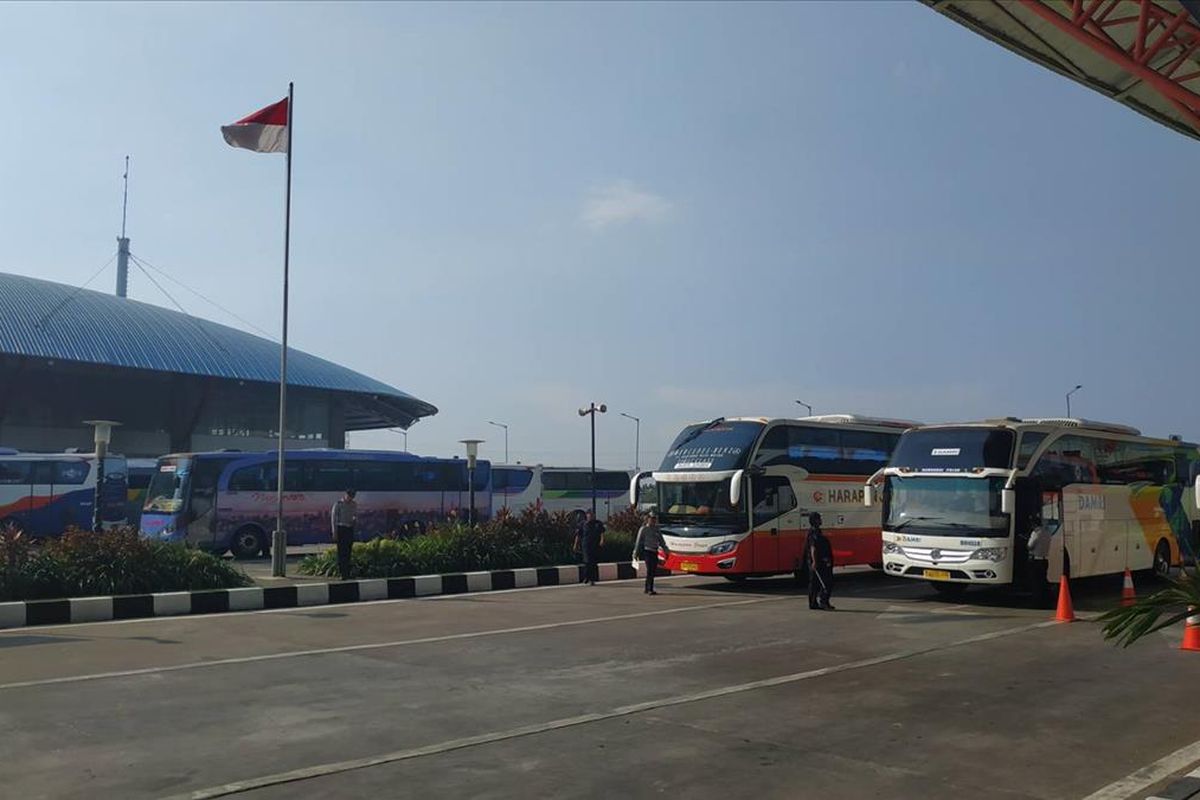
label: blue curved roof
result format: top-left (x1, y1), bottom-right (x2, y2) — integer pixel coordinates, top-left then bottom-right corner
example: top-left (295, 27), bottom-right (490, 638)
top-left (0, 272), bottom-right (437, 429)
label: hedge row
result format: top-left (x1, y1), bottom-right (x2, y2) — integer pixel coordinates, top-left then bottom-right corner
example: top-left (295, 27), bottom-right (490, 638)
top-left (0, 526), bottom-right (251, 601)
top-left (299, 505), bottom-right (643, 579)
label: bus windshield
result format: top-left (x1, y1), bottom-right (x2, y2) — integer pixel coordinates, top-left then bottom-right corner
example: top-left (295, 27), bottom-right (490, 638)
top-left (658, 478), bottom-right (743, 532)
top-left (659, 420), bottom-right (763, 473)
top-left (890, 428), bottom-right (1015, 471)
top-left (144, 459), bottom-right (190, 513)
top-left (884, 475), bottom-right (1009, 536)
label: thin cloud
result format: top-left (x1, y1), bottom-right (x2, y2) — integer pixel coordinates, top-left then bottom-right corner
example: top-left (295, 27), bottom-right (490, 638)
top-left (580, 180), bottom-right (672, 231)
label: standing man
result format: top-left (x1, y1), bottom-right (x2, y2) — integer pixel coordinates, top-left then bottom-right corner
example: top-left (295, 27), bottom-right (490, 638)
top-left (331, 488), bottom-right (358, 581)
top-left (633, 510), bottom-right (670, 595)
top-left (807, 511), bottom-right (835, 610)
top-left (573, 510), bottom-right (606, 585)
top-left (1026, 512), bottom-right (1054, 608)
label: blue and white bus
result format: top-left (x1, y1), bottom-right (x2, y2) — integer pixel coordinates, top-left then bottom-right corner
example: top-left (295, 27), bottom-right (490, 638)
top-left (140, 449), bottom-right (492, 558)
top-left (0, 450), bottom-right (129, 536)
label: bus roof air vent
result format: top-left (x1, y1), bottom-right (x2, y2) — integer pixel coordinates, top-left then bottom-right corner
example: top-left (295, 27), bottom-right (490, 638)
top-left (799, 414), bottom-right (920, 429)
top-left (1024, 418), bottom-right (1142, 436)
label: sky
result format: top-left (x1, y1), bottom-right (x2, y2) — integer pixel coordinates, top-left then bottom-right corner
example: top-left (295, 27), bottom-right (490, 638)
top-left (2, 1), bottom-right (1198, 470)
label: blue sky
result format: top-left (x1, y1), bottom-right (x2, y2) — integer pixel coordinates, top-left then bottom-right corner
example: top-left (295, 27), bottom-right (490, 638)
top-left (2, 2), bottom-right (1197, 469)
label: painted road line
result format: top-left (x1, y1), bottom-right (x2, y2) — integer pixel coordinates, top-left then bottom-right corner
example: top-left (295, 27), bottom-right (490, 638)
top-left (0, 596), bottom-right (780, 692)
top-left (158, 618), bottom-right (1059, 800)
top-left (1081, 739), bottom-right (1200, 800)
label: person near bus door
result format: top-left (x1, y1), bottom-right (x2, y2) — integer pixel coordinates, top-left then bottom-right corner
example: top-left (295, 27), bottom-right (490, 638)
top-left (330, 489), bottom-right (358, 580)
top-left (1026, 512), bottom-right (1054, 607)
top-left (633, 509), bottom-right (670, 595)
top-left (807, 511), bottom-right (835, 610)
top-left (573, 510), bottom-right (606, 585)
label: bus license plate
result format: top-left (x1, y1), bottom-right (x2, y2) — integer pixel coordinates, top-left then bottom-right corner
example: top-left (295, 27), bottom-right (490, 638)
top-left (924, 569), bottom-right (951, 581)
top-left (680, 561), bottom-right (700, 572)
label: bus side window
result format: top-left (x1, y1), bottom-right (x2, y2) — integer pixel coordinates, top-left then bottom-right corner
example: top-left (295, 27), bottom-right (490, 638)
top-left (30, 462), bottom-right (54, 485)
top-left (0, 461), bottom-right (31, 485)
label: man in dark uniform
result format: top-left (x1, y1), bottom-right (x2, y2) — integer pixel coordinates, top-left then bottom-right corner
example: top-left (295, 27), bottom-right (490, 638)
top-left (573, 510), bottom-right (606, 585)
top-left (807, 511), bottom-right (835, 610)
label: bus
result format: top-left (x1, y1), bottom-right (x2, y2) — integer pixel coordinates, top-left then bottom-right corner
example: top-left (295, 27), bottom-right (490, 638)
top-left (866, 418), bottom-right (1200, 603)
top-left (0, 450), bottom-right (128, 536)
top-left (125, 458), bottom-right (158, 528)
top-left (140, 449), bottom-right (492, 558)
top-left (490, 464), bottom-right (633, 521)
top-left (638, 415), bottom-right (916, 580)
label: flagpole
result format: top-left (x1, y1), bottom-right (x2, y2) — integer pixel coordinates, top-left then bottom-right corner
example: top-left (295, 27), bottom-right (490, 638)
top-left (272, 81), bottom-right (294, 578)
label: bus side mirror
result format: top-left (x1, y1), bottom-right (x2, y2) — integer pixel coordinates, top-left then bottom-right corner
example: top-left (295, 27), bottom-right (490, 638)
top-left (863, 485), bottom-right (874, 507)
top-left (629, 474), bottom-right (638, 507)
top-left (730, 470), bottom-right (744, 506)
top-left (1194, 475), bottom-right (1200, 509)
top-left (1001, 488), bottom-right (1015, 516)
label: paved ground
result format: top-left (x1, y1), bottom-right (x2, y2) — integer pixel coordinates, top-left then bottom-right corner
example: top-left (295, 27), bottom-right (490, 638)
top-left (1, 570), bottom-right (1197, 800)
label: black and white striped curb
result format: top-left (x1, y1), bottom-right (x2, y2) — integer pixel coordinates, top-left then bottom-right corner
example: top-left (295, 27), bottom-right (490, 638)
top-left (0, 561), bottom-right (668, 630)
top-left (1147, 765), bottom-right (1200, 800)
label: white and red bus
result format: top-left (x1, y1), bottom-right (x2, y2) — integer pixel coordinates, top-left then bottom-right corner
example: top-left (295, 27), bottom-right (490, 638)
top-left (639, 415), bottom-right (916, 581)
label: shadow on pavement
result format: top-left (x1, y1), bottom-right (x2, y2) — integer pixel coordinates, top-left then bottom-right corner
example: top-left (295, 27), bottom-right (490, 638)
top-left (0, 634), bottom-right (87, 649)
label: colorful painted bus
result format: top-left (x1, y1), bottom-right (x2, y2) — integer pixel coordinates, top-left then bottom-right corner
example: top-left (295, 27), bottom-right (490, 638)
top-left (125, 458), bottom-right (157, 529)
top-left (140, 450), bottom-right (492, 558)
top-left (639, 415), bottom-right (916, 580)
top-left (0, 450), bottom-right (129, 536)
top-left (866, 418), bottom-right (1200, 604)
top-left (491, 465), bottom-right (633, 521)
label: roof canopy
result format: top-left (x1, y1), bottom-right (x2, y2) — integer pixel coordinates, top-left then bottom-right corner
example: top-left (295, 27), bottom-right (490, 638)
top-left (0, 272), bottom-right (436, 430)
top-left (924, 0), bottom-right (1200, 139)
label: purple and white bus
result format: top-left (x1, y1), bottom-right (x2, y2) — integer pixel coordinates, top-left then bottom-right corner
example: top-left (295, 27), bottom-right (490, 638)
top-left (140, 449), bottom-right (492, 558)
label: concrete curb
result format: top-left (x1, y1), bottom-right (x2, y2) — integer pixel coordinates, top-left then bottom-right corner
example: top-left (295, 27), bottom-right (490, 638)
top-left (0, 561), bottom-right (669, 630)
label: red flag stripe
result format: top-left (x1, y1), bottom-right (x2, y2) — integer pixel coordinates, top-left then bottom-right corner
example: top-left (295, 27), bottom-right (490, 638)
top-left (230, 97), bottom-right (288, 127)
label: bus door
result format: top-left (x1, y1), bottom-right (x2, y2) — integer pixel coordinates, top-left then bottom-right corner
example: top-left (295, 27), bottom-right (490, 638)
top-left (749, 473), bottom-right (798, 572)
top-left (184, 458), bottom-right (229, 550)
top-left (29, 461), bottom-right (57, 535)
top-left (1044, 492), bottom-right (1067, 581)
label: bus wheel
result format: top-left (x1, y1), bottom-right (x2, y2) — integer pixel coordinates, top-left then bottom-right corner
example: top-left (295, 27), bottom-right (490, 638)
top-left (868, 562), bottom-right (883, 571)
top-left (230, 526), bottom-right (266, 560)
top-left (723, 575), bottom-right (748, 583)
top-left (1153, 540), bottom-right (1172, 582)
top-left (930, 581), bottom-right (967, 600)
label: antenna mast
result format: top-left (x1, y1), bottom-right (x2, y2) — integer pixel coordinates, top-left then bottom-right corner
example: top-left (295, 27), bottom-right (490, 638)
top-left (116, 156), bottom-right (130, 298)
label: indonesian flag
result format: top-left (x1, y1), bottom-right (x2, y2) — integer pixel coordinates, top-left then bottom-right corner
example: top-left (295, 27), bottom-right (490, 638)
top-left (221, 97), bottom-right (289, 153)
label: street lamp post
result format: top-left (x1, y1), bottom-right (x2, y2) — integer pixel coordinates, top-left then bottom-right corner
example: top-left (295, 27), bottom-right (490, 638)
top-left (578, 402), bottom-right (607, 517)
top-left (488, 421), bottom-right (509, 463)
top-left (84, 420), bottom-right (121, 533)
top-left (795, 399), bottom-right (813, 416)
top-left (459, 439), bottom-right (483, 526)
top-left (1066, 385), bottom-right (1082, 417)
top-left (619, 412), bottom-right (640, 471)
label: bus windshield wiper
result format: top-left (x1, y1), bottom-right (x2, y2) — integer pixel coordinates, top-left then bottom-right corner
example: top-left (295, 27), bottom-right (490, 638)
top-left (673, 417), bottom-right (726, 449)
top-left (891, 515), bottom-right (944, 530)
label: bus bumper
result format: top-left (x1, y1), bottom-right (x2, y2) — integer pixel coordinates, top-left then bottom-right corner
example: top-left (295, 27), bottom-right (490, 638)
top-left (882, 557), bottom-right (1010, 584)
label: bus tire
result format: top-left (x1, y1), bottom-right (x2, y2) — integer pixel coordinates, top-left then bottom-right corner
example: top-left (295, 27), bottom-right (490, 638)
top-left (230, 525), bottom-right (266, 560)
top-left (724, 575), bottom-right (748, 583)
top-left (1153, 539), bottom-right (1172, 582)
top-left (868, 562), bottom-right (883, 571)
top-left (930, 581), bottom-right (967, 600)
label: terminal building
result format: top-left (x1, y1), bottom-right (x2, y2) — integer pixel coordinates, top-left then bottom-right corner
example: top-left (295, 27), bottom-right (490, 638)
top-left (0, 271), bottom-right (437, 457)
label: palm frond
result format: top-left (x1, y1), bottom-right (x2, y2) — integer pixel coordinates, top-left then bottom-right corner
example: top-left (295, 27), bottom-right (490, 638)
top-left (1100, 572), bottom-right (1200, 647)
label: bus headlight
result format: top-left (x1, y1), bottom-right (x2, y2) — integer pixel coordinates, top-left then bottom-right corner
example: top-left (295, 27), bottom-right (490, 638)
top-left (882, 542), bottom-right (903, 555)
top-left (709, 541), bottom-right (737, 555)
top-left (970, 547), bottom-right (1007, 562)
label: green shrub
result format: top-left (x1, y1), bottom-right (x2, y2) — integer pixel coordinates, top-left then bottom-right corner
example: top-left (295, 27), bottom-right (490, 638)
top-left (0, 526), bottom-right (250, 601)
top-left (298, 506), bottom-right (638, 579)
top-left (605, 506), bottom-right (644, 535)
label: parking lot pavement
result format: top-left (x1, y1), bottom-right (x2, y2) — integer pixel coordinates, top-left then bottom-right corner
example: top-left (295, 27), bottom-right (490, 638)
top-left (1, 571), bottom-right (1197, 800)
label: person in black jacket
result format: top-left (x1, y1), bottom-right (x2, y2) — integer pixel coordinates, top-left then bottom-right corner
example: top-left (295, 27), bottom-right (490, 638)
top-left (573, 511), bottom-right (606, 585)
top-left (807, 511), bottom-right (834, 611)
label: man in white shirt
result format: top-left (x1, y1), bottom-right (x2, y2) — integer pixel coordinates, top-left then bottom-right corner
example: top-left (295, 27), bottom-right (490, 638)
top-left (331, 489), bottom-right (358, 580)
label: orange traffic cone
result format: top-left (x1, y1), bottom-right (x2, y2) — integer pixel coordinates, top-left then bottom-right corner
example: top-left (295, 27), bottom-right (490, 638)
top-left (1181, 609), bottom-right (1200, 652)
top-left (1055, 574), bottom-right (1075, 623)
top-left (1120, 568), bottom-right (1137, 607)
